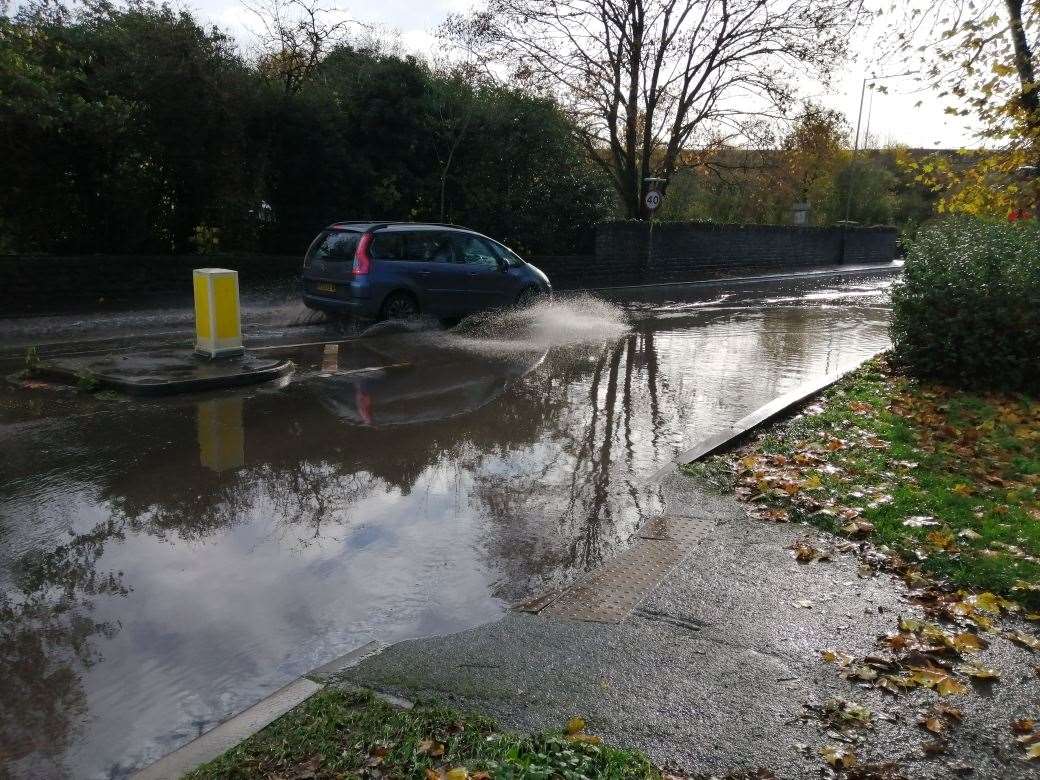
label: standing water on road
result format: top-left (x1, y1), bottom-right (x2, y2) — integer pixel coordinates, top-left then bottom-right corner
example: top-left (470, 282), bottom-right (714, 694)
top-left (0, 274), bottom-right (893, 778)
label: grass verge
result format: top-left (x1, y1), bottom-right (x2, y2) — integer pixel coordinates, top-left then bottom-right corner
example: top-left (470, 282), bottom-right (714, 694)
top-left (687, 356), bottom-right (1040, 605)
top-left (187, 688), bottom-right (659, 780)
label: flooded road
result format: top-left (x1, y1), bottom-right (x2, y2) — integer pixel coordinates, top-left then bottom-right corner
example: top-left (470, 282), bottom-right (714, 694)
top-left (1, 273), bottom-right (893, 778)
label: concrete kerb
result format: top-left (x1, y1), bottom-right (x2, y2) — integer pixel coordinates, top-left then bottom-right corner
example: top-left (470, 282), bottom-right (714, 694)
top-left (642, 348), bottom-right (888, 486)
top-left (132, 640), bottom-right (386, 780)
top-left (587, 260), bottom-right (900, 294)
top-left (32, 358), bottom-right (294, 397)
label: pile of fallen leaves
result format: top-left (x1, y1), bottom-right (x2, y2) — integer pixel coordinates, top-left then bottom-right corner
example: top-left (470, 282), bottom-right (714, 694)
top-left (706, 357), bottom-right (1040, 605)
top-left (686, 357), bottom-right (1040, 772)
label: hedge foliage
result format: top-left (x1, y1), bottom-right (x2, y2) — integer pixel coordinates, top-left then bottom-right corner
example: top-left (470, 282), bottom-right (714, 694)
top-left (891, 217), bottom-right (1040, 392)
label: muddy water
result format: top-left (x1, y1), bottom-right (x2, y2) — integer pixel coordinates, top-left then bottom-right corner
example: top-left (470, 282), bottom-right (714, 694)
top-left (0, 276), bottom-right (892, 778)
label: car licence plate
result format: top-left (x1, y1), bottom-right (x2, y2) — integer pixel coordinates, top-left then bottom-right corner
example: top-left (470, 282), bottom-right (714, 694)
top-left (315, 282), bottom-right (337, 293)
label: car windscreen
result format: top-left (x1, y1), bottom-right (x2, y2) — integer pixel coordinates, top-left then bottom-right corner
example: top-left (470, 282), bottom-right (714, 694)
top-left (307, 230), bottom-right (361, 263)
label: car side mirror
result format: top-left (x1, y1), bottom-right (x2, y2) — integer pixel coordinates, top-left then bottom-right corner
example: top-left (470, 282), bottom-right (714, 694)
top-left (496, 257), bottom-right (508, 272)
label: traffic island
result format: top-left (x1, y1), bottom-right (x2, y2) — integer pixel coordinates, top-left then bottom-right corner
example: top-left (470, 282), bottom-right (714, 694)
top-left (32, 348), bottom-right (293, 396)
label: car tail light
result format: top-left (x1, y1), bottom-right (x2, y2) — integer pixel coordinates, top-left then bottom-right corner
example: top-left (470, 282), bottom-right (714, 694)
top-left (353, 234), bottom-right (373, 275)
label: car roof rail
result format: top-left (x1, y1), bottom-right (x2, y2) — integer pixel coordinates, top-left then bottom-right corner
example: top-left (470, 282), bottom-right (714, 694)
top-left (327, 220), bottom-right (471, 232)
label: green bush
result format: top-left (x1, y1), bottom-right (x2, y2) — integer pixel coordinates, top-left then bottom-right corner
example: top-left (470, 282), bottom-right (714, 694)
top-left (890, 217), bottom-right (1040, 391)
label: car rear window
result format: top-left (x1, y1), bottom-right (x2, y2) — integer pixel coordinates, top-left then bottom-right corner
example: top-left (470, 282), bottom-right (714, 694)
top-left (307, 230), bottom-right (360, 263)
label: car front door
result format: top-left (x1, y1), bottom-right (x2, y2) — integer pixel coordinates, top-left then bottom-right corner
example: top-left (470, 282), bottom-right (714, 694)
top-left (450, 233), bottom-right (510, 312)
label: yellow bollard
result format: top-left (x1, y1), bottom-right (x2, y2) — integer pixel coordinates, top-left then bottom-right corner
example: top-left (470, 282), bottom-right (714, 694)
top-left (193, 268), bottom-right (243, 358)
top-left (197, 397), bottom-right (245, 472)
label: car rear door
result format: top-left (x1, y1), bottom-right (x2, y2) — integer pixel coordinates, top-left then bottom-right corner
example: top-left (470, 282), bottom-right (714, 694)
top-left (400, 230), bottom-right (462, 315)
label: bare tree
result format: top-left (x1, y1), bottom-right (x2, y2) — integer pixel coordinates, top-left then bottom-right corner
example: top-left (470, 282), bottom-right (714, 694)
top-left (444, 0), bottom-right (865, 218)
top-left (245, 0), bottom-right (356, 93)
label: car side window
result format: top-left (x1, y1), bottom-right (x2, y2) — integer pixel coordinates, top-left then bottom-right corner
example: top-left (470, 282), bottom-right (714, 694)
top-left (404, 231), bottom-right (455, 263)
top-left (452, 234), bottom-right (500, 269)
top-left (370, 233), bottom-right (405, 261)
top-left (492, 241), bottom-right (524, 267)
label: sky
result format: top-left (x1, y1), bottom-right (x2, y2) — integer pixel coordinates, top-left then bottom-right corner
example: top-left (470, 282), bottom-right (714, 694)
top-left (179, 0), bottom-right (981, 149)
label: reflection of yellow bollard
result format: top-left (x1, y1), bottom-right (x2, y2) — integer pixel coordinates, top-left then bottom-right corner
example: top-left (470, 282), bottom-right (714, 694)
top-left (193, 268), bottom-right (243, 358)
top-left (197, 397), bottom-right (244, 472)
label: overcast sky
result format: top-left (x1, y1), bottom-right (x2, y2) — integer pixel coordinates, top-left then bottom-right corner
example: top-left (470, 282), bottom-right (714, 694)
top-left (180, 0), bottom-right (981, 149)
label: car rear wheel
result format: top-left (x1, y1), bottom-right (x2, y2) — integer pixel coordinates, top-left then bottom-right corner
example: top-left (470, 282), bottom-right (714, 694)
top-left (381, 291), bottom-right (420, 321)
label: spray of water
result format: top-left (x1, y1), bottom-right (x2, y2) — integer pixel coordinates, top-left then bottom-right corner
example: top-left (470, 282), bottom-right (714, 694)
top-left (445, 294), bottom-right (630, 356)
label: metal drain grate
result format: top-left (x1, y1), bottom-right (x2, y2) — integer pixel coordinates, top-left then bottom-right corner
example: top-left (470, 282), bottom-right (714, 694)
top-left (538, 515), bottom-right (713, 623)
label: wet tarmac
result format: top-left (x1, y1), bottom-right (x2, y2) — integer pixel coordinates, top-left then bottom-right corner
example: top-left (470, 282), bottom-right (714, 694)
top-left (0, 272), bottom-right (893, 778)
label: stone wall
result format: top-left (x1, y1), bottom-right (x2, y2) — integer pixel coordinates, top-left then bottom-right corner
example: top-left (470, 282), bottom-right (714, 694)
top-left (591, 222), bottom-right (898, 286)
top-left (1, 253), bottom-right (301, 315)
top-left (0, 223), bottom-right (898, 314)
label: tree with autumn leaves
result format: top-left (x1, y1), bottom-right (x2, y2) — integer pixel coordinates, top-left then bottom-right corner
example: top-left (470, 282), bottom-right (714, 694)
top-left (888, 0), bottom-right (1040, 217)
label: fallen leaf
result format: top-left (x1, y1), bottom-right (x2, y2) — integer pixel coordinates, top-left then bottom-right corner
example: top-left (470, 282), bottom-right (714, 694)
top-left (904, 516), bottom-right (939, 528)
top-left (919, 716), bottom-right (944, 734)
top-left (821, 649), bottom-right (854, 666)
top-left (820, 744), bottom-right (856, 768)
top-left (757, 507), bottom-right (790, 523)
top-left (958, 529), bottom-right (982, 542)
top-left (925, 530), bottom-right (956, 550)
top-left (445, 769), bottom-right (469, 780)
top-left (565, 717), bottom-right (585, 735)
top-left (922, 739), bottom-right (947, 755)
top-left (955, 661), bottom-right (1000, 680)
top-left (1013, 719), bottom-right (1036, 734)
top-left (952, 632), bottom-right (987, 653)
top-left (843, 519), bottom-right (875, 537)
top-left (850, 665), bottom-right (879, 682)
top-left (937, 677), bottom-right (969, 696)
top-left (899, 616), bottom-right (924, 633)
top-left (567, 733), bottom-right (602, 745)
top-left (1006, 631), bottom-right (1040, 652)
top-left (418, 740), bottom-right (445, 757)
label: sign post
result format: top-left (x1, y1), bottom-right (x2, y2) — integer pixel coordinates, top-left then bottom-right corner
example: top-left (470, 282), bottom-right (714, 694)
top-left (643, 177), bottom-right (667, 278)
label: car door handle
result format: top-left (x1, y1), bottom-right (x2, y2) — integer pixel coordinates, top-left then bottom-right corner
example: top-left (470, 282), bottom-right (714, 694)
top-left (417, 270), bottom-right (432, 277)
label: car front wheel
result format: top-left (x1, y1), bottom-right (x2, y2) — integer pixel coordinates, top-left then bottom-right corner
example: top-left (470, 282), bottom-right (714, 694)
top-left (516, 286), bottom-right (541, 307)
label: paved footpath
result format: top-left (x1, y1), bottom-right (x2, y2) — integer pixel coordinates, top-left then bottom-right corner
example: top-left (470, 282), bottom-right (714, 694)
top-left (341, 472), bottom-right (1040, 779)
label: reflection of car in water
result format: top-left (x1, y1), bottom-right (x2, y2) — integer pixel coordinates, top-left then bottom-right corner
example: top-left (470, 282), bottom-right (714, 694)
top-left (315, 337), bottom-right (548, 427)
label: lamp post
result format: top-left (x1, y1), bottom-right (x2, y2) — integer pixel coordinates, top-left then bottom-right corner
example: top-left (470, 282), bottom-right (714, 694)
top-left (841, 71), bottom-right (914, 261)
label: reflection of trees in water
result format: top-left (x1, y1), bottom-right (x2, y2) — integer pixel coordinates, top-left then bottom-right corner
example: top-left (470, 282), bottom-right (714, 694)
top-left (473, 331), bottom-right (693, 600)
top-left (258, 462), bottom-right (379, 542)
top-left (1, 521), bottom-right (127, 774)
top-left (0, 329), bottom-right (690, 763)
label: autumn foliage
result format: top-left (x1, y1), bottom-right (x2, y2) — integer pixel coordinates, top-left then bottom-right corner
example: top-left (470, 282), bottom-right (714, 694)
top-left (891, 217), bottom-right (1040, 392)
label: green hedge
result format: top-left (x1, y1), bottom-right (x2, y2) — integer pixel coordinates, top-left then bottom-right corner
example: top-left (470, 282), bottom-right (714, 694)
top-left (891, 217), bottom-right (1040, 391)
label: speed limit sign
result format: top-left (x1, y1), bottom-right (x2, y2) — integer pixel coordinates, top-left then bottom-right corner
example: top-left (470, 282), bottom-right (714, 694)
top-left (644, 190), bottom-right (662, 211)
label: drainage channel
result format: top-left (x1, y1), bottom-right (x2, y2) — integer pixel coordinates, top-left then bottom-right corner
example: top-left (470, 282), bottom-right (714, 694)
top-left (519, 514), bottom-right (715, 623)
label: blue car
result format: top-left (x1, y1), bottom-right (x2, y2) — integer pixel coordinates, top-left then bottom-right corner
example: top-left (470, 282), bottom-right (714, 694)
top-left (301, 222), bottom-right (552, 320)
